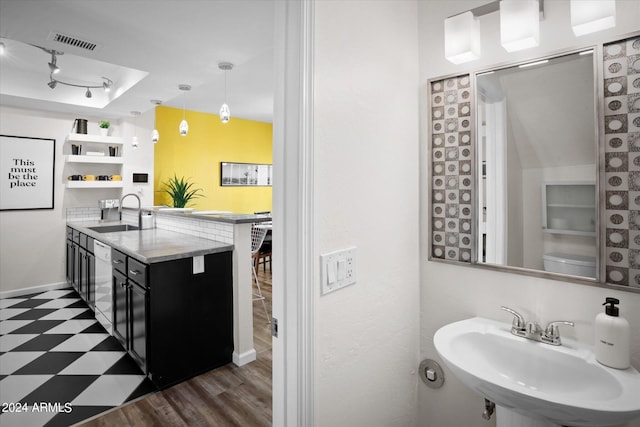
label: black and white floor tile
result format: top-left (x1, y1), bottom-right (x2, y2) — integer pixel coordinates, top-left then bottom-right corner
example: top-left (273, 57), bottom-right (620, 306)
top-left (0, 287), bottom-right (157, 426)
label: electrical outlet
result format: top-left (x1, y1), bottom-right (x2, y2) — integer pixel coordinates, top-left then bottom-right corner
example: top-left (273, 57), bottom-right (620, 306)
top-left (320, 247), bottom-right (357, 295)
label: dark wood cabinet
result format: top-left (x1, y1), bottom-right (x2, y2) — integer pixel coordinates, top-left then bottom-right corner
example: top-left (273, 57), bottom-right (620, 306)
top-left (112, 266), bottom-right (148, 373)
top-left (67, 228), bottom-right (96, 307)
top-left (111, 248), bottom-right (233, 389)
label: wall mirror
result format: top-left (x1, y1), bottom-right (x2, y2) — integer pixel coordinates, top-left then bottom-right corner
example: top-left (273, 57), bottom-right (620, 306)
top-left (477, 50), bottom-right (597, 279)
top-left (429, 34), bottom-right (640, 292)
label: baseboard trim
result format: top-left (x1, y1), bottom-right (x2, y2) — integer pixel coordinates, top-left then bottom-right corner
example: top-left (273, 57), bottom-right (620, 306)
top-left (232, 348), bottom-right (257, 366)
top-left (0, 281), bottom-right (69, 299)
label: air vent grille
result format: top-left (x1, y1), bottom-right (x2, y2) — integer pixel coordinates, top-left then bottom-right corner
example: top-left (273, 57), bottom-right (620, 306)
top-left (49, 32), bottom-right (98, 51)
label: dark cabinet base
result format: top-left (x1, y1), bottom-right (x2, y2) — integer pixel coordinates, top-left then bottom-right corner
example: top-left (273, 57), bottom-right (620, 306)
top-left (148, 252), bottom-right (234, 388)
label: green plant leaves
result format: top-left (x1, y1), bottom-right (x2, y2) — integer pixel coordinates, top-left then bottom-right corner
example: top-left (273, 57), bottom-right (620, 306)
top-left (160, 174), bottom-right (204, 208)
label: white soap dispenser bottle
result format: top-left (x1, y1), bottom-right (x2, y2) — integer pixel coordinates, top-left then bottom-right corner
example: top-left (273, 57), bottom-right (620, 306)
top-left (595, 297), bottom-right (630, 369)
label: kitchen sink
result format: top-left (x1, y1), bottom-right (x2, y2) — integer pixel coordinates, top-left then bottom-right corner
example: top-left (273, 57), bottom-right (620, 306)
top-left (88, 224), bottom-right (139, 233)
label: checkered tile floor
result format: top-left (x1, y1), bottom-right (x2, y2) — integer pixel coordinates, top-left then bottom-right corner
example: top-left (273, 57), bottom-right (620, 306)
top-left (0, 287), bottom-right (157, 426)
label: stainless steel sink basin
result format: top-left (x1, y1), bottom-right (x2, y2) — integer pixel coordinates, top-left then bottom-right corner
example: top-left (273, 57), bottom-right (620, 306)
top-left (88, 224), bottom-right (139, 233)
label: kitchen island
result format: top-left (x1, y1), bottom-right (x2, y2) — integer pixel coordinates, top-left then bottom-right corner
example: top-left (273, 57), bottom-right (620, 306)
top-left (66, 221), bottom-right (234, 389)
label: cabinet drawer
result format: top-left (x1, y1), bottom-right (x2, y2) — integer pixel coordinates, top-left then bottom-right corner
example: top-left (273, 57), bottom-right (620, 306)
top-left (112, 249), bottom-right (127, 274)
top-left (86, 236), bottom-right (94, 253)
top-left (66, 226), bottom-right (73, 240)
top-left (80, 233), bottom-right (88, 249)
top-left (127, 257), bottom-right (148, 287)
top-left (72, 229), bottom-right (80, 244)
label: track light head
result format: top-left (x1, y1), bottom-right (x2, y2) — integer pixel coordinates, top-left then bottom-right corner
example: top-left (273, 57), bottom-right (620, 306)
top-left (48, 52), bottom-right (60, 74)
top-left (48, 80), bottom-right (57, 89)
top-left (85, 88), bottom-right (92, 98)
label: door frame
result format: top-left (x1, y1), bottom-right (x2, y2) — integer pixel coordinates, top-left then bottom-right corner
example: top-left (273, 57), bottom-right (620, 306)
top-left (272, 0), bottom-right (315, 425)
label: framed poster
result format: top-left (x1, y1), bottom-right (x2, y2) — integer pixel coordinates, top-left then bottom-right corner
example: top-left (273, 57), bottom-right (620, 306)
top-left (0, 135), bottom-right (56, 211)
top-left (221, 162), bottom-right (272, 186)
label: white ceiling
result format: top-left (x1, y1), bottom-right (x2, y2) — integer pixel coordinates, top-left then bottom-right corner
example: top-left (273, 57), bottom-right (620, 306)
top-left (0, 0), bottom-right (275, 123)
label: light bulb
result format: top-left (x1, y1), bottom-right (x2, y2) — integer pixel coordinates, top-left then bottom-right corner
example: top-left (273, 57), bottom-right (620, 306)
top-left (152, 129), bottom-right (160, 143)
top-left (132, 136), bottom-right (139, 149)
top-left (179, 119), bottom-right (188, 136)
top-left (220, 103), bottom-right (230, 123)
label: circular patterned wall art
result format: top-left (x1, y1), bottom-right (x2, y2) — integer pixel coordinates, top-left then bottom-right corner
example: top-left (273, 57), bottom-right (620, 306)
top-left (461, 90), bottom-right (470, 100)
top-left (434, 234), bottom-right (442, 243)
top-left (461, 163), bottom-right (471, 173)
top-left (433, 82), bottom-right (442, 91)
top-left (609, 194), bottom-right (624, 206)
top-left (447, 135), bottom-right (456, 144)
top-left (609, 269), bottom-right (624, 282)
top-left (606, 44), bottom-right (623, 57)
top-left (634, 78), bottom-right (640, 89)
top-left (434, 95), bottom-right (443, 103)
top-left (608, 175), bottom-right (623, 187)
top-left (635, 234), bottom-right (640, 246)
top-left (608, 81), bottom-right (623, 94)
top-left (608, 62), bottom-right (622, 74)
top-left (608, 100), bottom-right (622, 111)
top-left (633, 39), bottom-right (640, 50)
top-left (607, 119), bottom-right (623, 131)
top-left (448, 164), bottom-right (457, 173)
top-left (609, 137), bottom-right (623, 148)
top-left (434, 206), bottom-right (443, 215)
top-left (610, 252), bottom-right (623, 263)
top-left (447, 220), bottom-right (456, 229)
top-left (447, 107), bottom-right (456, 116)
top-left (461, 251), bottom-right (471, 261)
top-left (460, 105), bottom-right (470, 115)
top-left (462, 207), bottom-right (471, 215)
top-left (434, 164), bottom-right (443, 174)
top-left (609, 231), bottom-right (624, 244)
top-left (633, 59), bottom-right (640, 73)
top-left (448, 235), bottom-right (457, 245)
top-left (610, 213), bottom-right (624, 224)
top-left (462, 236), bottom-right (470, 245)
top-left (434, 178), bottom-right (443, 186)
top-left (461, 148), bottom-right (470, 157)
top-left (448, 206), bottom-right (457, 216)
top-left (633, 117), bottom-right (640, 128)
top-left (447, 121), bottom-right (456, 131)
top-left (434, 219), bottom-right (443, 228)
top-left (635, 195), bottom-right (640, 207)
top-left (446, 79), bottom-right (455, 88)
top-left (459, 76), bottom-right (470, 87)
top-left (434, 150), bottom-right (443, 159)
top-left (608, 156), bottom-right (624, 168)
top-left (461, 119), bottom-right (470, 129)
top-left (447, 250), bottom-right (457, 258)
top-left (462, 178), bottom-right (471, 187)
top-left (434, 136), bottom-right (443, 146)
top-left (634, 155), bottom-right (640, 167)
top-left (434, 110), bottom-right (442, 119)
top-left (448, 192), bottom-right (457, 201)
top-left (462, 192), bottom-right (471, 202)
top-left (446, 94), bottom-right (456, 103)
top-left (434, 247), bottom-right (443, 257)
top-left (631, 135), bottom-right (640, 150)
top-left (434, 123), bottom-right (442, 132)
top-left (461, 134), bottom-right (470, 144)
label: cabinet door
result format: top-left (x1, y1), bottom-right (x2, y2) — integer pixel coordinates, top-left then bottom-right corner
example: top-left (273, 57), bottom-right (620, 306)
top-left (112, 269), bottom-right (128, 350)
top-left (129, 281), bottom-right (147, 373)
top-left (66, 240), bottom-right (75, 285)
top-left (86, 252), bottom-right (95, 309)
top-left (78, 249), bottom-right (85, 301)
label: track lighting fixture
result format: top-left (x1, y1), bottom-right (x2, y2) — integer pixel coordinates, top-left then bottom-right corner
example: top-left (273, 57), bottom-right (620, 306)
top-left (34, 45), bottom-right (114, 97)
top-left (218, 62), bottom-right (233, 123)
top-left (178, 84), bottom-right (191, 136)
top-left (131, 111), bottom-right (141, 149)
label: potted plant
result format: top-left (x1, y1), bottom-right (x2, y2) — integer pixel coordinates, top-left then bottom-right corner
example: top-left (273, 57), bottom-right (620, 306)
top-left (99, 120), bottom-right (110, 136)
top-left (159, 174), bottom-right (204, 208)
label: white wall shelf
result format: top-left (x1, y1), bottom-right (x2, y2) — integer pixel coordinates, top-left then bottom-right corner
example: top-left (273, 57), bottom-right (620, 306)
top-left (66, 133), bottom-right (124, 145)
top-left (65, 155), bottom-right (124, 165)
top-left (66, 181), bottom-right (124, 189)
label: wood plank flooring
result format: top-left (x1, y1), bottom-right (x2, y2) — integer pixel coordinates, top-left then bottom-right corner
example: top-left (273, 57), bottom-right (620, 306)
top-left (77, 269), bottom-right (273, 427)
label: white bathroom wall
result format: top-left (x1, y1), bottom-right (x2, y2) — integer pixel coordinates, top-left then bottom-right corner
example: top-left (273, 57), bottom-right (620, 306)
top-left (0, 106), bottom-right (154, 293)
top-left (314, 1), bottom-right (420, 425)
top-left (418, 1), bottom-right (640, 426)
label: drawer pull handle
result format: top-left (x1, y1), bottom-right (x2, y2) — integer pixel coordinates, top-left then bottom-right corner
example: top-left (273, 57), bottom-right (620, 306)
top-left (129, 270), bottom-right (140, 276)
top-left (112, 260), bottom-right (123, 265)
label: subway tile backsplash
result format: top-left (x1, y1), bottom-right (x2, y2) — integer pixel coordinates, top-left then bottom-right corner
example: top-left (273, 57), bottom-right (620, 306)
top-left (67, 207), bottom-right (234, 244)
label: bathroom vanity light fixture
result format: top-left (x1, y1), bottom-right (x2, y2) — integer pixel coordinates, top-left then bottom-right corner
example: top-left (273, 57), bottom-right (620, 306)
top-left (570, 0), bottom-right (616, 36)
top-left (218, 62), bottom-right (233, 124)
top-left (131, 111), bottom-right (141, 149)
top-left (445, 0), bottom-right (543, 64)
top-left (178, 84), bottom-right (191, 136)
top-left (500, 0), bottom-right (540, 52)
top-left (444, 11), bottom-right (481, 64)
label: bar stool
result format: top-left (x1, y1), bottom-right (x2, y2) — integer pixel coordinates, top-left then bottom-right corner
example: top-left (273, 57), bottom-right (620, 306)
top-left (251, 224), bottom-right (271, 323)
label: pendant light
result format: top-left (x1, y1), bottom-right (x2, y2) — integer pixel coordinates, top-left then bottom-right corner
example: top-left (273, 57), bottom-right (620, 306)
top-left (178, 84), bottom-right (191, 136)
top-left (150, 99), bottom-right (162, 143)
top-left (500, 0), bottom-right (540, 52)
top-left (570, 0), bottom-right (616, 36)
top-left (131, 111), bottom-right (140, 149)
top-left (218, 62), bottom-right (233, 123)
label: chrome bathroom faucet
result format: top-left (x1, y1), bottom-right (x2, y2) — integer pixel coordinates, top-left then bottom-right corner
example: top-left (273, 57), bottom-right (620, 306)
top-left (500, 306), bottom-right (574, 346)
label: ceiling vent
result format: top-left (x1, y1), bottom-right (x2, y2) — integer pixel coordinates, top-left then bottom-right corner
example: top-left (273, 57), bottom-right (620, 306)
top-left (47, 31), bottom-right (101, 52)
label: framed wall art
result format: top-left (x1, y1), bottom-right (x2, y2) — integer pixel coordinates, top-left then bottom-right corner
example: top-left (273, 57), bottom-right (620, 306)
top-left (221, 162), bottom-right (272, 186)
top-left (0, 135), bottom-right (56, 211)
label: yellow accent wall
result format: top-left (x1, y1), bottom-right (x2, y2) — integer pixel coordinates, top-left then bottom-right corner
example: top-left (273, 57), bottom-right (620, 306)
top-left (154, 106), bottom-right (272, 213)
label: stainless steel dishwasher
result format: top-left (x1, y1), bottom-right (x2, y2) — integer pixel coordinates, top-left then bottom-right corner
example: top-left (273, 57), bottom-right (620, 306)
top-left (93, 240), bottom-right (113, 334)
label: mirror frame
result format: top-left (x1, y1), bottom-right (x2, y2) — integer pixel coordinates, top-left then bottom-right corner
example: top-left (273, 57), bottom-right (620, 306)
top-left (427, 32), bottom-right (640, 294)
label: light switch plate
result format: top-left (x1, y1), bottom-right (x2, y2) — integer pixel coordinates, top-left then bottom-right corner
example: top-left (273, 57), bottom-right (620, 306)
top-left (320, 247), bottom-right (357, 295)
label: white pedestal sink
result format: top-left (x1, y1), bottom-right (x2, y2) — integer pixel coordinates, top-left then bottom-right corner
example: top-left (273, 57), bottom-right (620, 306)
top-left (434, 317), bottom-right (640, 427)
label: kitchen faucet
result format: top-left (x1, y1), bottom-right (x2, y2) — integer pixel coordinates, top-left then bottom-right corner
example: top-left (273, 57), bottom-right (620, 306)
top-left (500, 306), bottom-right (574, 346)
top-left (119, 193), bottom-right (142, 229)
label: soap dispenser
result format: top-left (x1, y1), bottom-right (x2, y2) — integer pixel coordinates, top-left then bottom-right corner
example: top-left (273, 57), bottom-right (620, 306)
top-left (595, 297), bottom-right (630, 369)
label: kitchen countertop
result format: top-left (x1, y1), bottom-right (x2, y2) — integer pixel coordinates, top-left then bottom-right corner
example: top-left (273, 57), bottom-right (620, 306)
top-left (149, 209), bottom-right (272, 224)
top-left (68, 220), bottom-right (233, 264)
